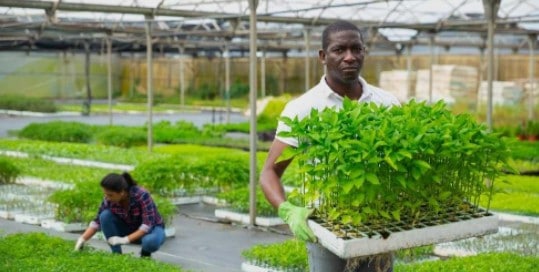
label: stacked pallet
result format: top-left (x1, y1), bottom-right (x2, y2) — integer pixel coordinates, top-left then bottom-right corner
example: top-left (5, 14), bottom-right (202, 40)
top-left (414, 65), bottom-right (478, 104)
top-left (477, 81), bottom-right (523, 106)
top-left (378, 70), bottom-right (416, 103)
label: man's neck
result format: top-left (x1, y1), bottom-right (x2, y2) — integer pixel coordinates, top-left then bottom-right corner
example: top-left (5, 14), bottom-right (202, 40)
top-left (327, 77), bottom-right (363, 100)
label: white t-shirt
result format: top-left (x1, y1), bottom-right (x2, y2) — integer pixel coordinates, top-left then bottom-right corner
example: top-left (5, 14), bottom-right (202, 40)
top-left (275, 76), bottom-right (400, 147)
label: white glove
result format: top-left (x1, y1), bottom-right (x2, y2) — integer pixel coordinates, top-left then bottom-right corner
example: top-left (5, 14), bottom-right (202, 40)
top-left (74, 236), bottom-right (87, 251)
top-left (107, 236), bottom-right (130, 246)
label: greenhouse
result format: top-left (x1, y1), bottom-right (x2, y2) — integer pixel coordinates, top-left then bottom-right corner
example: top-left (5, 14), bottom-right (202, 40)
top-left (0, 1), bottom-right (538, 271)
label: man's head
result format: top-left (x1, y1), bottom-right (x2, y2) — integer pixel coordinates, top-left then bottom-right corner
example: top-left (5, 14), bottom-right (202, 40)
top-left (321, 20), bottom-right (363, 51)
top-left (319, 20), bottom-right (366, 86)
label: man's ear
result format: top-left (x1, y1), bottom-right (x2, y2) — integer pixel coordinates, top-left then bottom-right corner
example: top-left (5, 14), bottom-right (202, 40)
top-left (318, 50), bottom-right (326, 64)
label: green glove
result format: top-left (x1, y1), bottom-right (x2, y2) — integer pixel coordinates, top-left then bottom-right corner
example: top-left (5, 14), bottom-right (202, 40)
top-left (278, 201), bottom-right (317, 242)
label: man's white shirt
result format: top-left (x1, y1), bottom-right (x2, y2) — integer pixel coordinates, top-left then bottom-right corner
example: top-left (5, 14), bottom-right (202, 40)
top-left (276, 76), bottom-right (400, 147)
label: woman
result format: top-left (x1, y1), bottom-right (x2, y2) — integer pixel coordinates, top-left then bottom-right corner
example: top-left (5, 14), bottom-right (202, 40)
top-left (74, 172), bottom-right (166, 258)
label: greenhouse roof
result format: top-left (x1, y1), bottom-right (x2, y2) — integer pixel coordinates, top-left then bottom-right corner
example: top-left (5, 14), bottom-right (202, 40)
top-left (0, 0), bottom-right (538, 54)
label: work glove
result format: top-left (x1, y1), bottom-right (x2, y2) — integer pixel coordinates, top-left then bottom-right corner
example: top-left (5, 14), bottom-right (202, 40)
top-left (107, 236), bottom-right (130, 246)
top-left (278, 201), bottom-right (317, 242)
top-left (74, 236), bottom-right (87, 251)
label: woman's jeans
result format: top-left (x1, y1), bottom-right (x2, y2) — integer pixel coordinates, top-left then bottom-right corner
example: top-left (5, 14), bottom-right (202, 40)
top-left (99, 209), bottom-right (166, 254)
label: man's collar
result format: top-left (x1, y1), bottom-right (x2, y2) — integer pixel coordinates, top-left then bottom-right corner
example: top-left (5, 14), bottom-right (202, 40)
top-left (319, 75), bottom-right (373, 100)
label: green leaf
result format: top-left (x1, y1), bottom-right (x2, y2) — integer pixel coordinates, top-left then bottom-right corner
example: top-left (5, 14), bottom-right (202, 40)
top-left (366, 173), bottom-right (380, 185)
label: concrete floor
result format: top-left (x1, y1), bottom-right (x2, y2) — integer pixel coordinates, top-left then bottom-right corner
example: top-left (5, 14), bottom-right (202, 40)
top-left (0, 202), bottom-right (291, 272)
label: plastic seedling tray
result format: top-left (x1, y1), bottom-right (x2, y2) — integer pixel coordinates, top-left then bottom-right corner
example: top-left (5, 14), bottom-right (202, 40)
top-left (308, 210), bottom-right (498, 259)
top-left (214, 209), bottom-right (284, 227)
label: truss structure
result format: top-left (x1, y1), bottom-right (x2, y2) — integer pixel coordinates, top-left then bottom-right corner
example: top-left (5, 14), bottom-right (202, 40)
top-left (0, 0), bottom-right (537, 55)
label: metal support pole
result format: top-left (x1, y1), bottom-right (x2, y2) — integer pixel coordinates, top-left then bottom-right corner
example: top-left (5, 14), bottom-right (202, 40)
top-left (248, 0), bottom-right (259, 227)
top-left (483, 0), bottom-right (500, 131)
top-left (261, 49), bottom-right (266, 98)
top-left (406, 44), bottom-right (413, 99)
top-left (178, 45), bottom-right (185, 108)
top-left (528, 34), bottom-right (536, 121)
top-left (428, 34), bottom-right (434, 103)
top-left (225, 45), bottom-right (231, 123)
top-left (106, 34), bottom-right (113, 126)
top-left (145, 15), bottom-right (154, 152)
top-left (304, 27), bottom-right (311, 92)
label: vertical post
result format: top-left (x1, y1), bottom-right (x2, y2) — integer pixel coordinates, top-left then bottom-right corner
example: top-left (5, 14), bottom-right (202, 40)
top-left (248, 0), bottom-right (259, 227)
top-left (145, 15), bottom-right (154, 152)
top-left (225, 44), bottom-right (231, 123)
top-left (304, 27), bottom-right (311, 92)
top-left (83, 41), bottom-right (92, 116)
top-left (106, 34), bottom-right (113, 126)
top-left (428, 33), bottom-right (435, 103)
top-left (178, 45), bottom-right (185, 108)
top-left (406, 44), bottom-right (413, 99)
top-left (261, 49), bottom-right (266, 98)
top-left (483, 0), bottom-right (500, 131)
top-left (528, 34), bottom-right (536, 121)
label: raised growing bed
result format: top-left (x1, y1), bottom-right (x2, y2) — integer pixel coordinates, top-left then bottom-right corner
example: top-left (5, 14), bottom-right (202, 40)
top-left (214, 209), bottom-right (284, 227)
top-left (308, 208), bottom-right (497, 259)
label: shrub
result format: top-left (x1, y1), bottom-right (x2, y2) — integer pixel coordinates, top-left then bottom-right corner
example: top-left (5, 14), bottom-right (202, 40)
top-left (153, 120), bottom-right (201, 143)
top-left (95, 126), bottom-right (146, 148)
top-left (0, 232), bottom-right (183, 271)
top-left (242, 239), bottom-right (308, 271)
top-left (0, 157), bottom-right (20, 184)
top-left (152, 194), bottom-right (177, 226)
top-left (48, 181), bottom-right (103, 223)
top-left (0, 95), bottom-right (57, 112)
top-left (133, 154), bottom-right (249, 197)
top-left (217, 187), bottom-right (277, 217)
top-left (18, 121), bottom-right (93, 143)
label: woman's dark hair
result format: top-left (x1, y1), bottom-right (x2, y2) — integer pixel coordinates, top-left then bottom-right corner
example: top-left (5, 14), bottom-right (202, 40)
top-left (100, 172), bottom-right (137, 192)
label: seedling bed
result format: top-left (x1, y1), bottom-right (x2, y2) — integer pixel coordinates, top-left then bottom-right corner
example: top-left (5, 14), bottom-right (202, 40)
top-left (308, 208), bottom-right (498, 259)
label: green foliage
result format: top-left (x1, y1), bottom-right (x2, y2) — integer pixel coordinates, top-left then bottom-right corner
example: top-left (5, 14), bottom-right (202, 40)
top-left (0, 157), bottom-right (20, 184)
top-left (0, 138), bottom-right (168, 165)
top-left (480, 175), bottom-right (539, 216)
top-left (95, 126), bottom-right (147, 148)
top-left (0, 95), bottom-right (57, 112)
top-left (281, 99), bottom-right (514, 227)
top-left (0, 232), bottom-right (183, 271)
top-left (242, 239), bottom-right (308, 271)
top-left (152, 194), bottom-right (177, 226)
top-left (256, 95), bottom-right (290, 127)
top-left (133, 153), bottom-right (249, 197)
top-left (229, 80), bottom-right (249, 98)
top-left (395, 252), bottom-right (538, 272)
top-left (153, 120), bottom-right (203, 143)
top-left (191, 82), bottom-right (219, 100)
top-left (509, 140), bottom-right (539, 162)
top-left (48, 181), bottom-right (103, 223)
top-left (217, 187), bottom-right (277, 216)
top-left (18, 121), bottom-right (94, 143)
top-left (395, 246), bottom-right (434, 263)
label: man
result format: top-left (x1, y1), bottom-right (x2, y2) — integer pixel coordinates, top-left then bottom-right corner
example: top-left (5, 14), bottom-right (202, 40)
top-left (260, 20), bottom-right (399, 272)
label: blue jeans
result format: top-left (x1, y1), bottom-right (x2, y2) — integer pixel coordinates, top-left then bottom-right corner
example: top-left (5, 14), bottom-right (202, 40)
top-left (99, 209), bottom-right (166, 254)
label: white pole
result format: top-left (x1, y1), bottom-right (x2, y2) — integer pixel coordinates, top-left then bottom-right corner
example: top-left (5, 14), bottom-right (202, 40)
top-left (248, 0), bottom-right (259, 227)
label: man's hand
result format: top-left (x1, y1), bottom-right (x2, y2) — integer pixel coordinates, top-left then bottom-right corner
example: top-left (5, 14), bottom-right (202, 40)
top-left (74, 236), bottom-right (87, 251)
top-left (278, 201), bottom-right (317, 242)
top-left (107, 236), bottom-right (130, 246)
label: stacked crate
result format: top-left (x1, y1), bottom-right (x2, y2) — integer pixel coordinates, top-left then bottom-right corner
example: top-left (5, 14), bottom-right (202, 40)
top-left (414, 65), bottom-right (478, 104)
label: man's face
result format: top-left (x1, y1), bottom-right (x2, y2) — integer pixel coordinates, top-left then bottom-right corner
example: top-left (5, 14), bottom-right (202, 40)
top-left (320, 30), bottom-right (365, 84)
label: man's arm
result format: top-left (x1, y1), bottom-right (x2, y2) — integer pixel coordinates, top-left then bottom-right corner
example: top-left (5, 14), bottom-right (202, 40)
top-left (260, 139), bottom-right (293, 208)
